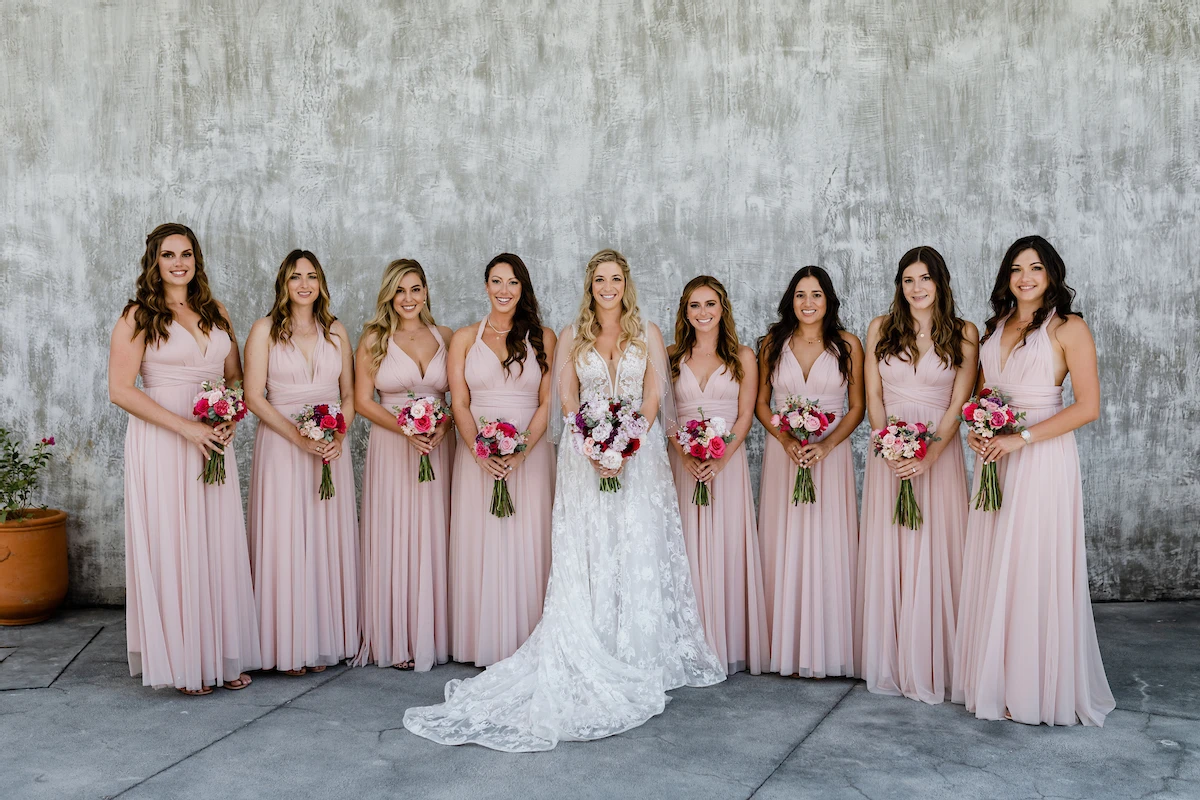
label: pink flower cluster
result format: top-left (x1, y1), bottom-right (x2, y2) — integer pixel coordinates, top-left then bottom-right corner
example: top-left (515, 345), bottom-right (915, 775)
top-left (393, 394), bottom-right (449, 437)
top-left (771, 397), bottom-right (835, 445)
top-left (673, 414), bottom-right (732, 461)
top-left (961, 387), bottom-right (1024, 439)
top-left (569, 398), bottom-right (650, 491)
top-left (192, 379), bottom-right (248, 426)
top-left (871, 418), bottom-right (933, 462)
top-left (294, 403), bottom-right (347, 444)
top-left (475, 419), bottom-right (527, 461)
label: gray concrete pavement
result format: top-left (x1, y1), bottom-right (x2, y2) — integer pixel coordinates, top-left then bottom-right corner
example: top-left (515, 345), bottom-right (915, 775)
top-left (1, 603), bottom-right (1196, 799)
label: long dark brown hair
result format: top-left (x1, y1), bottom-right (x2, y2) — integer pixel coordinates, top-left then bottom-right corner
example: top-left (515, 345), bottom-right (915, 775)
top-left (875, 246), bottom-right (967, 368)
top-left (669, 275), bottom-right (745, 383)
top-left (981, 235), bottom-right (1081, 345)
top-left (268, 249), bottom-right (338, 345)
top-left (122, 222), bottom-right (231, 347)
top-left (758, 266), bottom-right (852, 383)
top-left (485, 253), bottom-right (549, 376)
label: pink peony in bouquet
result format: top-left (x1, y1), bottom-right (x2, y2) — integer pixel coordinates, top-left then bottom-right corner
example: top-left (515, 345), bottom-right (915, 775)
top-left (961, 387), bottom-right (1026, 511)
top-left (475, 418), bottom-right (530, 518)
top-left (568, 397), bottom-right (650, 493)
top-left (771, 396), bottom-right (836, 505)
top-left (293, 402), bottom-right (347, 500)
top-left (191, 379), bottom-right (248, 485)
top-left (393, 393), bottom-right (451, 482)
top-left (673, 409), bottom-right (735, 506)
top-left (871, 416), bottom-right (939, 530)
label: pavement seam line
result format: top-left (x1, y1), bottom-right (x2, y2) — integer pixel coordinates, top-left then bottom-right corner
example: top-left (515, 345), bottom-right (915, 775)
top-left (746, 682), bottom-right (856, 800)
top-left (107, 667), bottom-right (351, 799)
top-left (49, 625), bottom-right (106, 688)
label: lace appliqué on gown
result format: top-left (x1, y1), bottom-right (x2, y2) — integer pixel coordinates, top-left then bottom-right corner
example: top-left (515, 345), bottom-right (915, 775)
top-left (403, 344), bottom-right (725, 752)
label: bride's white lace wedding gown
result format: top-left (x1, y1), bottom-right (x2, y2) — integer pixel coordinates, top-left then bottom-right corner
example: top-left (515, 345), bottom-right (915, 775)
top-left (403, 331), bottom-right (725, 752)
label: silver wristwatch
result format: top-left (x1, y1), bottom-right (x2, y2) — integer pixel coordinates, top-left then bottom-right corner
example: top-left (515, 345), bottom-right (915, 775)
top-left (1020, 429), bottom-right (1032, 445)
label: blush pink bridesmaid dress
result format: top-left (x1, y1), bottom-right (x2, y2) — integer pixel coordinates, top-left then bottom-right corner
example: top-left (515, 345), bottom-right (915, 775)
top-left (856, 353), bottom-right (967, 704)
top-left (953, 315), bottom-right (1115, 726)
top-left (247, 334), bottom-right (360, 672)
top-left (124, 322), bottom-right (261, 691)
top-left (669, 361), bottom-right (769, 675)
top-left (356, 326), bottom-right (454, 672)
top-left (758, 348), bottom-right (858, 678)
top-left (449, 322), bottom-right (553, 666)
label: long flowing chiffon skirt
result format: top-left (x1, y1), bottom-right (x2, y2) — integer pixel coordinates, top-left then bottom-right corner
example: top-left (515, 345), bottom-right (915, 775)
top-left (356, 425), bottom-right (454, 672)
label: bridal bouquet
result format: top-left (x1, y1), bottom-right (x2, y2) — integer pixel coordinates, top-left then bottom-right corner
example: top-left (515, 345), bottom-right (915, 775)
top-left (961, 388), bottom-right (1026, 511)
top-left (673, 411), bottom-right (734, 506)
top-left (293, 403), bottom-right (347, 500)
top-left (771, 396), bottom-right (836, 505)
top-left (475, 418), bottom-right (529, 518)
top-left (191, 379), bottom-right (248, 485)
top-left (393, 393), bottom-right (451, 482)
top-left (871, 416), bottom-right (939, 530)
top-left (568, 397), bottom-right (650, 493)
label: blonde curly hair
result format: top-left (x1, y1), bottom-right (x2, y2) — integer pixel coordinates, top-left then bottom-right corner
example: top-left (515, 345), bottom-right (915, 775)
top-left (568, 249), bottom-right (645, 364)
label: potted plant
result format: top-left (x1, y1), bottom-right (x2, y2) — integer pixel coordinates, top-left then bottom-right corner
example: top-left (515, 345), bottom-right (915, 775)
top-left (0, 429), bottom-right (67, 625)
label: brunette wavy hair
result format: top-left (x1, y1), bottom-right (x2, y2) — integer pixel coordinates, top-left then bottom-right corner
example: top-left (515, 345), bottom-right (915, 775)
top-left (122, 223), bottom-right (232, 347)
top-left (874, 246), bottom-right (967, 368)
top-left (362, 259), bottom-right (438, 374)
top-left (484, 253), bottom-right (548, 375)
top-left (669, 275), bottom-right (745, 383)
top-left (267, 249), bottom-right (338, 345)
top-left (981, 235), bottom-right (1081, 345)
top-left (758, 265), bottom-right (852, 383)
top-left (567, 249), bottom-right (645, 364)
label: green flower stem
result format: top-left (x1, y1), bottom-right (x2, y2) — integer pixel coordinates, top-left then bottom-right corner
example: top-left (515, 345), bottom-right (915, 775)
top-left (973, 462), bottom-right (1003, 511)
top-left (791, 465), bottom-right (816, 505)
top-left (490, 478), bottom-right (516, 518)
top-left (418, 453), bottom-right (436, 483)
top-left (893, 478), bottom-right (923, 530)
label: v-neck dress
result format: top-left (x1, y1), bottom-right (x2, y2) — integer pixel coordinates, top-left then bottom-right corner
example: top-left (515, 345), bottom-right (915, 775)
top-left (856, 349), bottom-right (968, 704)
top-left (668, 360), bottom-right (769, 675)
top-left (355, 327), bottom-right (454, 671)
top-left (449, 320), bottom-right (554, 666)
top-left (757, 347), bottom-right (858, 678)
top-left (247, 333), bottom-right (360, 671)
top-left (123, 321), bottom-right (262, 691)
top-left (953, 315), bottom-right (1114, 726)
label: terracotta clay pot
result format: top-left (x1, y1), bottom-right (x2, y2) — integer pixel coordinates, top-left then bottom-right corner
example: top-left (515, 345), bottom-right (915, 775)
top-left (0, 509), bottom-right (69, 626)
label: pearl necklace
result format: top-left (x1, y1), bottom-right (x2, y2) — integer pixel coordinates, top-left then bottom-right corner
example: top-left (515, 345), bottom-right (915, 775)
top-left (487, 317), bottom-right (512, 334)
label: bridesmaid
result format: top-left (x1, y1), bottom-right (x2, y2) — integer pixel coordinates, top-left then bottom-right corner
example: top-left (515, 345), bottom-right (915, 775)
top-left (755, 266), bottom-right (865, 678)
top-left (354, 260), bottom-right (455, 672)
top-left (244, 250), bottom-right (359, 675)
top-left (667, 276), bottom-right (769, 675)
top-left (856, 247), bottom-right (977, 704)
top-left (108, 222), bottom-right (260, 695)
top-left (953, 236), bottom-right (1115, 726)
top-left (447, 254), bottom-right (557, 666)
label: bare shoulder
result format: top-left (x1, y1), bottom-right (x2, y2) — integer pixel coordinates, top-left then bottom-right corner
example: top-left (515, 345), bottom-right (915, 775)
top-left (1052, 314), bottom-right (1093, 347)
top-left (358, 326), bottom-right (380, 352)
top-left (436, 324), bottom-right (454, 343)
top-left (840, 330), bottom-right (864, 352)
top-left (867, 315), bottom-right (887, 336)
top-left (117, 304), bottom-right (139, 328)
top-left (558, 323), bottom-right (575, 341)
top-left (737, 344), bottom-right (756, 362)
top-left (542, 325), bottom-right (558, 346)
top-left (247, 317), bottom-right (272, 340)
top-left (215, 300), bottom-right (233, 323)
top-left (451, 322), bottom-right (479, 347)
top-left (646, 321), bottom-right (665, 342)
top-left (330, 319), bottom-right (351, 344)
top-left (962, 320), bottom-right (980, 344)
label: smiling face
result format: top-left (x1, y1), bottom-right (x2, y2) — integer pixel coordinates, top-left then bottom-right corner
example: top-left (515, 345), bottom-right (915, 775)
top-left (901, 261), bottom-right (937, 311)
top-left (392, 271), bottom-right (427, 321)
top-left (287, 257), bottom-right (320, 308)
top-left (157, 233), bottom-right (195, 288)
top-left (486, 262), bottom-right (522, 314)
top-left (590, 261), bottom-right (625, 312)
top-left (686, 285), bottom-right (721, 335)
top-left (1009, 247), bottom-right (1048, 304)
top-left (793, 276), bottom-right (826, 325)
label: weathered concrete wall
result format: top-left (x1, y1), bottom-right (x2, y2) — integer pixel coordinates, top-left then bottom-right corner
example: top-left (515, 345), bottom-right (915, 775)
top-left (1, 1), bottom-right (1196, 604)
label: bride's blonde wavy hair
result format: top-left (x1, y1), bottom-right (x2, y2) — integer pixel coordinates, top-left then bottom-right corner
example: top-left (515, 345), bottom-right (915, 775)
top-left (362, 259), bottom-right (437, 374)
top-left (568, 248), bottom-right (645, 364)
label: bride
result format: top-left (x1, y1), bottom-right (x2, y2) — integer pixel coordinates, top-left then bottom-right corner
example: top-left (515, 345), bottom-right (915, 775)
top-left (403, 249), bottom-right (725, 752)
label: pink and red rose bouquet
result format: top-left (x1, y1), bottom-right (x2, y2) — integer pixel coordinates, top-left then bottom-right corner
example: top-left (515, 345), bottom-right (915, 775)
top-left (293, 402), bottom-right (346, 500)
top-left (961, 387), bottom-right (1026, 511)
top-left (475, 418), bottom-right (529, 518)
top-left (393, 393), bottom-right (451, 482)
top-left (771, 396), bottom-right (836, 505)
top-left (568, 397), bottom-right (650, 493)
top-left (191, 379), bottom-right (248, 485)
top-left (871, 416), bottom-right (939, 530)
top-left (673, 410), bottom-right (734, 506)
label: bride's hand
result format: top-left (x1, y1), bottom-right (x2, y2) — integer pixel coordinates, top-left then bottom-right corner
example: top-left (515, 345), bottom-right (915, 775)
top-left (589, 458), bottom-right (622, 479)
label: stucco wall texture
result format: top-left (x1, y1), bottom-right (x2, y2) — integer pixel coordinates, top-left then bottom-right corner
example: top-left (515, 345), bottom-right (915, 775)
top-left (1, 2), bottom-right (1197, 604)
